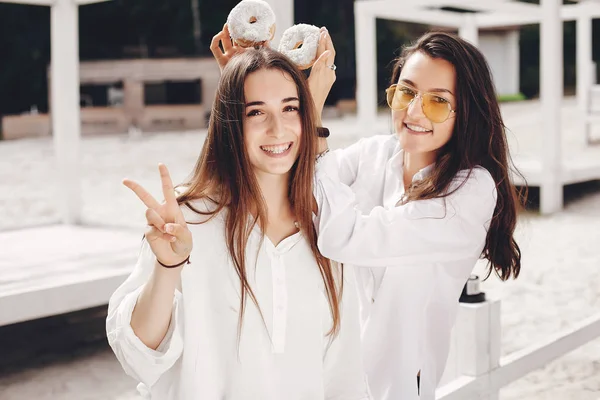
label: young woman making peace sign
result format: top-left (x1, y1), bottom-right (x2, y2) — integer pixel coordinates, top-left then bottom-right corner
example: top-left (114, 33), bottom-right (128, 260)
top-left (106, 48), bottom-right (370, 400)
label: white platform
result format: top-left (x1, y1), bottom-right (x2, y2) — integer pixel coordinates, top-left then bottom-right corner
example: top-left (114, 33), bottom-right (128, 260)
top-left (0, 225), bottom-right (140, 326)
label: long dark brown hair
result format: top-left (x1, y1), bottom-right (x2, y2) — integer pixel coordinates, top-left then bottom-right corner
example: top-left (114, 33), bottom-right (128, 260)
top-left (177, 48), bottom-right (342, 336)
top-left (391, 32), bottom-right (524, 281)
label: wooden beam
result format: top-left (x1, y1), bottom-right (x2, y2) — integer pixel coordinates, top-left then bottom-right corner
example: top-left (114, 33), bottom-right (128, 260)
top-left (75, 0), bottom-right (111, 4)
top-left (0, 0), bottom-right (52, 5)
top-left (493, 313), bottom-right (600, 388)
top-left (476, 12), bottom-right (541, 28)
top-left (467, 1), bottom-right (539, 15)
top-left (476, 3), bottom-right (600, 28)
top-left (357, 0), bottom-right (464, 28)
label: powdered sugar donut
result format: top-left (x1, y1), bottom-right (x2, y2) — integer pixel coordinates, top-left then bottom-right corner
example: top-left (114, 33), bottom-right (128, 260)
top-left (227, 0), bottom-right (276, 48)
top-left (278, 24), bottom-right (321, 70)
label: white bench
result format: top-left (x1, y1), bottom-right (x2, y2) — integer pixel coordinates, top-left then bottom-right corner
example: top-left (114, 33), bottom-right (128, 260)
top-left (0, 225), bottom-right (139, 327)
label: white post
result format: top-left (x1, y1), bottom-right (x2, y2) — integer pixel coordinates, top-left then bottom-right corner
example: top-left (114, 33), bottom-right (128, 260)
top-left (459, 14), bottom-right (479, 47)
top-left (51, 0), bottom-right (82, 224)
top-left (576, 4), bottom-right (593, 146)
top-left (267, 0), bottom-right (293, 47)
top-left (539, 0), bottom-right (563, 214)
top-left (355, 2), bottom-right (378, 133)
top-left (437, 299), bottom-right (502, 400)
top-left (457, 300), bottom-right (501, 400)
top-left (506, 30), bottom-right (520, 95)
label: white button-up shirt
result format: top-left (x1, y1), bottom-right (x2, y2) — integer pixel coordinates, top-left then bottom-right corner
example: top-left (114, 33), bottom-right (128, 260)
top-left (313, 135), bottom-right (497, 400)
top-left (106, 201), bottom-right (372, 400)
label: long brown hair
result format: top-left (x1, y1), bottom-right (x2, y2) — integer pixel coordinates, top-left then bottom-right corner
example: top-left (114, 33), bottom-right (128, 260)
top-left (177, 48), bottom-right (342, 336)
top-left (391, 32), bottom-right (524, 281)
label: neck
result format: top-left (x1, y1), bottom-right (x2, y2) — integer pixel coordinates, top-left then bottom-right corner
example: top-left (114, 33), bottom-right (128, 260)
top-left (254, 172), bottom-right (293, 224)
top-left (403, 151), bottom-right (436, 189)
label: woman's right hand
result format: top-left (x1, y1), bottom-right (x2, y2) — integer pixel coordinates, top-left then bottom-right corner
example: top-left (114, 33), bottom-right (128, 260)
top-left (210, 24), bottom-right (250, 72)
top-left (123, 163), bottom-right (193, 267)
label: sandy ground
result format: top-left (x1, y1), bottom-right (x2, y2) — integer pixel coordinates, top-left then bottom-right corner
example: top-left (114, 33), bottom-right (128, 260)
top-left (0, 101), bottom-right (599, 399)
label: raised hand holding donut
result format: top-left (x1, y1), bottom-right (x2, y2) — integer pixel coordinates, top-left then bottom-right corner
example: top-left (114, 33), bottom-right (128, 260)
top-left (307, 27), bottom-right (337, 121)
top-left (123, 164), bottom-right (193, 268)
top-left (211, 24), bottom-right (248, 72)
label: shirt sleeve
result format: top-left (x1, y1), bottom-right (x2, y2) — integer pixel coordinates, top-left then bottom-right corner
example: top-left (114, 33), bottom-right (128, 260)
top-left (313, 151), bottom-right (497, 267)
top-left (330, 137), bottom-right (367, 187)
top-left (106, 238), bottom-right (184, 388)
top-left (323, 265), bottom-right (373, 400)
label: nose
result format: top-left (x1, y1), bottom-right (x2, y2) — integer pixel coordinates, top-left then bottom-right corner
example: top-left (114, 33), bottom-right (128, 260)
top-left (405, 94), bottom-right (425, 119)
top-left (267, 114), bottom-right (285, 138)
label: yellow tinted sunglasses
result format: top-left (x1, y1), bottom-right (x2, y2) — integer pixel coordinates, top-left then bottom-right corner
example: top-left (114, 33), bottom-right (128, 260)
top-left (385, 83), bottom-right (456, 124)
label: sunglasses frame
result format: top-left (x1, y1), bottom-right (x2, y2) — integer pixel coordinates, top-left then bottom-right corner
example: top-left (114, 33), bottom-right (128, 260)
top-left (385, 83), bottom-right (457, 123)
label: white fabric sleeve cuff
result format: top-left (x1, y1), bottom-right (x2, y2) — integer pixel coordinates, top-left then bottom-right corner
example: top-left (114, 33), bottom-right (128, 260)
top-left (107, 285), bottom-right (184, 387)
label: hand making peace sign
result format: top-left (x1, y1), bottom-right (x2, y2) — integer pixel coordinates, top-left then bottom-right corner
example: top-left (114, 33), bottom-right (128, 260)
top-left (123, 164), bottom-right (193, 267)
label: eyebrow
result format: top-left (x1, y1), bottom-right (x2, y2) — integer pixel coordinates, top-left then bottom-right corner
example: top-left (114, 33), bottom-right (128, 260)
top-left (245, 97), bottom-right (300, 107)
top-left (401, 79), bottom-right (454, 96)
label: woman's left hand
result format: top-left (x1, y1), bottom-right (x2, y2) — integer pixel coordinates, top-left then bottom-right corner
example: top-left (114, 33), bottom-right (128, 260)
top-left (307, 27), bottom-right (336, 123)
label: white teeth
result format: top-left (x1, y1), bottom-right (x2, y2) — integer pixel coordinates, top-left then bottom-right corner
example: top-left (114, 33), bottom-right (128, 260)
top-left (406, 123), bottom-right (431, 133)
top-left (260, 143), bottom-right (292, 154)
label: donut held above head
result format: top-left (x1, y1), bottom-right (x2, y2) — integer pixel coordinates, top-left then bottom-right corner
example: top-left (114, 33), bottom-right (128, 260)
top-left (227, 0), bottom-right (276, 48)
top-left (278, 24), bottom-right (321, 70)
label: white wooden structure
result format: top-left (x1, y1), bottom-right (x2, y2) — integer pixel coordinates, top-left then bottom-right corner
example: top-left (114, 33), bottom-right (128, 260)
top-left (436, 299), bottom-right (600, 400)
top-left (354, 0), bottom-right (600, 214)
top-left (0, 225), bottom-right (139, 326)
top-left (0, 0), bottom-right (122, 326)
top-left (1, 0), bottom-right (111, 224)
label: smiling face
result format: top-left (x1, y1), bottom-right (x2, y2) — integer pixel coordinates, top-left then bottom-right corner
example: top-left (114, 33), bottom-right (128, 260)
top-left (243, 68), bottom-right (303, 180)
top-left (393, 51), bottom-right (457, 157)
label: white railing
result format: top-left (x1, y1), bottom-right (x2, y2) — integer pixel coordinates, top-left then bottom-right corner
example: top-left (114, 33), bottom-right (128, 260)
top-left (436, 298), bottom-right (600, 400)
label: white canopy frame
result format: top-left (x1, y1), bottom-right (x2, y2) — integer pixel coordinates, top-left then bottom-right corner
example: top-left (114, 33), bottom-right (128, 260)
top-left (354, 0), bottom-right (600, 214)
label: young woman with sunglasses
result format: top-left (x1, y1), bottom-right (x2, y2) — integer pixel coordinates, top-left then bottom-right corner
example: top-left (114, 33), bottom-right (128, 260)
top-left (310, 32), bottom-right (524, 400)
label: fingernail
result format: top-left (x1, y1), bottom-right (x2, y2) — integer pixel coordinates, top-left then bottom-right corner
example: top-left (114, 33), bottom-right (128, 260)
top-left (166, 224), bottom-right (174, 234)
top-left (170, 236), bottom-right (176, 242)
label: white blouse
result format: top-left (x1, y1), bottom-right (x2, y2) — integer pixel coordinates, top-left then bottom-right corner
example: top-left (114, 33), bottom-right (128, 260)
top-left (313, 135), bottom-right (497, 400)
top-left (106, 200), bottom-right (372, 400)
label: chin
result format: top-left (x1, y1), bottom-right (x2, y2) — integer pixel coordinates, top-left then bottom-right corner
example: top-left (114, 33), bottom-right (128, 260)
top-left (397, 131), bottom-right (424, 153)
top-left (398, 130), bottom-right (443, 154)
top-left (256, 160), bottom-right (297, 177)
